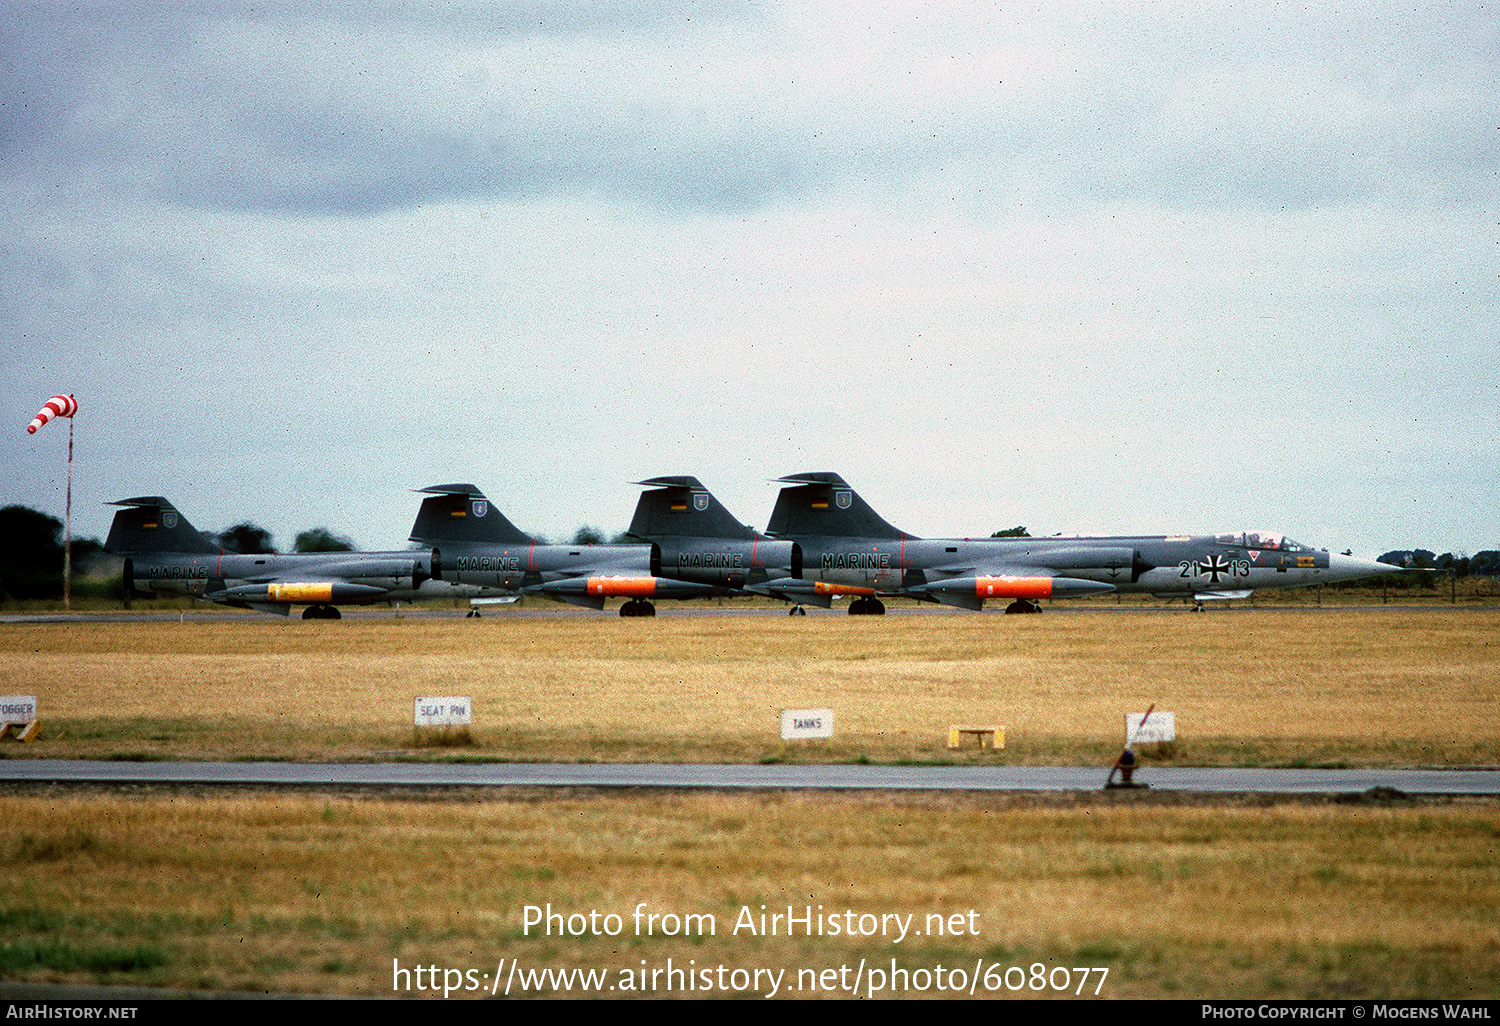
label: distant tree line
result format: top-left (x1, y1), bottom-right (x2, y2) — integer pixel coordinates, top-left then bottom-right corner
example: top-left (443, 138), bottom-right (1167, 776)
top-left (1378, 550), bottom-right (1500, 579)
top-left (0, 506), bottom-right (106, 600)
top-left (215, 523), bottom-right (355, 554)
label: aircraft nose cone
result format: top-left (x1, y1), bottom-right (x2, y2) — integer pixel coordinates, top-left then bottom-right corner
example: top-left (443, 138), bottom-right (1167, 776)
top-left (1326, 553), bottom-right (1395, 584)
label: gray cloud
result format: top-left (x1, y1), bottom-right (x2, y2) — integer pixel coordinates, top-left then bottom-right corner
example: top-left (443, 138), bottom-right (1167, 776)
top-left (4, 3), bottom-right (1492, 216)
top-left (2, 2), bottom-right (1494, 557)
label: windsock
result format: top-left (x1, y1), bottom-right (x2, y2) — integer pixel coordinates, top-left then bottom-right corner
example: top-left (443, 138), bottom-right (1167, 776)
top-left (27, 394), bottom-right (77, 434)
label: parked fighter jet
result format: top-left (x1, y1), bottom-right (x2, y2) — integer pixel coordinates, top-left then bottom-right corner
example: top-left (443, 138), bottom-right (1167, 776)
top-left (625, 476), bottom-right (802, 593)
top-left (757, 472), bottom-right (1393, 614)
top-left (410, 483), bottom-right (764, 616)
top-left (105, 496), bottom-right (444, 618)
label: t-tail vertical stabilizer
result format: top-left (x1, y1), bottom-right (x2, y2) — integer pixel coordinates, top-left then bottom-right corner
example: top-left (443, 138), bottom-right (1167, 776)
top-left (627, 476), bottom-right (759, 541)
top-left (409, 484), bottom-right (533, 547)
top-left (766, 472), bottom-right (912, 541)
top-left (104, 496), bottom-right (219, 555)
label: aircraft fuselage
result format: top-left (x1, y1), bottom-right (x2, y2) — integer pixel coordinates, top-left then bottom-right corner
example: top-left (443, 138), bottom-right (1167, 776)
top-left (124, 550), bottom-right (441, 607)
top-left (788, 531), bottom-right (1384, 603)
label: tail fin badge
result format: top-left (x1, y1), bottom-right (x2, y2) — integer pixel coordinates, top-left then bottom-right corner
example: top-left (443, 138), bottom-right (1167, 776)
top-left (836, 490), bottom-right (852, 509)
top-left (163, 512), bottom-right (178, 529)
top-left (694, 493), bottom-right (709, 512)
top-left (472, 501), bottom-right (487, 518)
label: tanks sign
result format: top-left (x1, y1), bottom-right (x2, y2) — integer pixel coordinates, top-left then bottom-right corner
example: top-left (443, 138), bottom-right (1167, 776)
top-left (781, 708), bottom-right (834, 740)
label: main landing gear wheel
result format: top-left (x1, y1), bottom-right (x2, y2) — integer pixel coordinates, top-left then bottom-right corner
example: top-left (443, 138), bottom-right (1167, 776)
top-left (620, 599), bottom-right (656, 617)
top-left (1003, 600), bottom-right (1042, 614)
top-left (847, 597), bottom-right (886, 615)
top-left (301, 605), bottom-right (342, 620)
top-left (788, 605), bottom-right (808, 616)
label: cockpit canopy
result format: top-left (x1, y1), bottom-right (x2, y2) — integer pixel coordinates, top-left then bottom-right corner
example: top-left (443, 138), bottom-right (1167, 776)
top-left (1215, 531), bottom-right (1312, 553)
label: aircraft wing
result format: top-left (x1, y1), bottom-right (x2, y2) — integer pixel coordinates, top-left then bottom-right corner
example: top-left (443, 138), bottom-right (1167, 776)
top-left (207, 556), bottom-right (433, 613)
top-left (521, 575), bottom-right (725, 610)
top-left (910, 566), bottom-right (1117, 610)
top-left (742, 577), bottom-right (836, 608)
top-left (903, 545), bottom-right (1149, 609)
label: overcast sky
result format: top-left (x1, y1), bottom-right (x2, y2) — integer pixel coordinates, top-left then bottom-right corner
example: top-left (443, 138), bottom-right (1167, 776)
top-left (4, 1), bottom-right (1495, 558)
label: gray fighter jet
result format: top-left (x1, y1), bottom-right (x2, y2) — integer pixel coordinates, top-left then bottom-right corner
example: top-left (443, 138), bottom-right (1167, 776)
top-left (752, 472), bottom-right (1393, 614)
top-left (410, 483), bottom-right (795, 616)
top-left (105, 496), bottom-right (445, 618)
top-left (625, 476), bottom-right (801, 592)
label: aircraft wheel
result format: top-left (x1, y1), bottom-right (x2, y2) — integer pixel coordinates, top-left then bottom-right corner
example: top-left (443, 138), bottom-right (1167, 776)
top-left (301, 606), bottom-right (319, 620)
top-left (326, 605), bottom-right (342, 620)
top-left (847, 598), bottom-right (866, 615)
top-left (641, 601), bottom-right (656, 617)
top-left (870, 598), bottom-right (886, 615)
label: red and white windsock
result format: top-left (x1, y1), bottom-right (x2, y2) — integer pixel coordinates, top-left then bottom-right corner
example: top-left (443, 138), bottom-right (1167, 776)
top-left (27, 394), bottom-right (78, 435)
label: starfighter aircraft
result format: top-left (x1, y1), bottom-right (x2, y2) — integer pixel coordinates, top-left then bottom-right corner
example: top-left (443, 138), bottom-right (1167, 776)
top-left (625, 476), bottom-right (801, 592)
top-left (749, 473), bottom-right (1393, 614)
top-left (410, 483), bottom-right (797, 616)
top-left (105, 496), bottom-right (446, 618)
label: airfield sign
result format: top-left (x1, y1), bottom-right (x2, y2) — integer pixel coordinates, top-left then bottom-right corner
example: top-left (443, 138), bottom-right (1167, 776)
top-left (1126, 710), bottom-right (1175, 744)
top-left (781, 708), bottom-right (834, 740)
top-left (415, 697), bottom-right (472, 728)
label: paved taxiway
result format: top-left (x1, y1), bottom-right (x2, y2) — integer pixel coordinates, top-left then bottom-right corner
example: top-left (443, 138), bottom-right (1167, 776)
top-left (1, 760), bottom-right (1494, 793)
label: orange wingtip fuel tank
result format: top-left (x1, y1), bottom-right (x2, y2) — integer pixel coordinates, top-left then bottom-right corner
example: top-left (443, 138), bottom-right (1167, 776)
top-left (920, 576), bottom-right (1115, 601)
top-left (541, 577), bottom-right (719, 600)
top-left (586, 576), bottom-right (659, 597)
top-left (813, 581), bottom-right (878, 596)
top-left (974, 576), bottom-right (1056, 599)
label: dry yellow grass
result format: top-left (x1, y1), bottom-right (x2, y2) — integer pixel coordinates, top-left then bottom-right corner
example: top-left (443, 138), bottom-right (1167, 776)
top-left (1, 791), bottom-right (1496, 999)
top-left (0, 608), bottom-right (1495, 764)
top-left (1, 608), bottom-right (1496, 1000)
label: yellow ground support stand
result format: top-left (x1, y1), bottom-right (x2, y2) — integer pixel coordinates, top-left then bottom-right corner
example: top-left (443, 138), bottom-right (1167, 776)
top-left (947, 725), bottom-right (1004, 750)
top-left (0, 720), bottom-right (40, 743)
